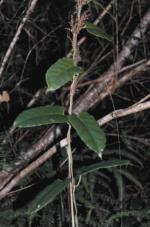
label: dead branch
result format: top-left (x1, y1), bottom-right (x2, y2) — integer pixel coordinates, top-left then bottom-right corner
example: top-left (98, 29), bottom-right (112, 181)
top-left (92, 59), bottom-right (150, 102)
top-left (0, 0), bottom-right (39, 80)
top-left (98, 100), bottom-right (150, 126)
top-left (94, 0), bottom-right (113, 25)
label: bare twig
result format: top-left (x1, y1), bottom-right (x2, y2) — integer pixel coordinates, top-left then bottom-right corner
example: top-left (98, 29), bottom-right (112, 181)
top-left (94, 0), bottom-right (113, 25)
top-left (0, 0), bottom-right (39, 80)
top-left (0, 0), bottom-right (4, 7)
top-left (77, 59), bottom-right (147, 88)
top-left (98, 100), bottom-right (150, 126)
top-left (94, 59), bottom-right (150, 102)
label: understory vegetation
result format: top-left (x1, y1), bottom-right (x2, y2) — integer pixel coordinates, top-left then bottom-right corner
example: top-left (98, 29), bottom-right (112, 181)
top-left (0, 0), bottom-right (150, 226)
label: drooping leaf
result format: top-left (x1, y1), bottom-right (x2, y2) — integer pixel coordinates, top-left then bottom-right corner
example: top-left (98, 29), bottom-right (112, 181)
top-left (46, 57), bottom-right (82, 91)
top-left (68, 112), bottom-right (106, 158)
top-left (76, 160), bottom-right (130, 176)
top-left (13, 105), bottom-right (67, 128)
top-left (27, 179), bottom-right (67, 216)
top-left (84, 22), bottom-right (112, 42)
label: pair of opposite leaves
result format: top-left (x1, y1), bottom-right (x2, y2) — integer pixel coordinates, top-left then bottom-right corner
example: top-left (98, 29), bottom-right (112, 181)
top-left (13, 105), bottom-right (106, 158)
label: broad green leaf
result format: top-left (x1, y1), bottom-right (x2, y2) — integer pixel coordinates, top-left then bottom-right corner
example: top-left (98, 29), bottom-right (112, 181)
top-left (13, 105), bottom-right (67, 128)
top-left (68, 112), bottom-right (106, 158)
top-left (76, 160), bottom-right (130, 176)
top-left (27, 179), bottom-right (67, 215)
top-left (46, 58), bottom-right (82, 91)
top-left (84, 22), bottom-right (112, 42)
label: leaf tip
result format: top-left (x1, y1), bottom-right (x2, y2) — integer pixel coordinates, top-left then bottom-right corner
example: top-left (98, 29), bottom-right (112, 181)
top-left (98, 153), bottom-right (102, 159)
top-left (12, 122), bottom-right (17, 129)
top-left (98, 148), bottom-right (105, 159)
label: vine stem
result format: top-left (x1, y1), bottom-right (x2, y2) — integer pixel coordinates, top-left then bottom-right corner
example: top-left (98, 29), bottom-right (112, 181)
top-left (67, 75), bottom-right (79, 227)
top-left (66, 1), bottom-right (85, 226)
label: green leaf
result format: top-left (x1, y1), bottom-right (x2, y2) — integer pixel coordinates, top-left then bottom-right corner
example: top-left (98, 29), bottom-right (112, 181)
top-left (27, 161), bottom-right (130, 216)
top-left (68, 112), bottom-right (106, 158)
top-left (117, 169), bottom-right (143, 189)
top-left (113, 170), bottom-right (124, 202)
top-left (46, 57), bottom-right (82, 91)
top-left (84, 22), bottom-right (112, 42)
top-left (27, 179), bottom-right (67, 215)
top-left (76, 160), bottom-right (130, 176)
top-left (106, 209), bottom-right (150, 226)
top-left (13, 105), bottom-right (67, 128)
